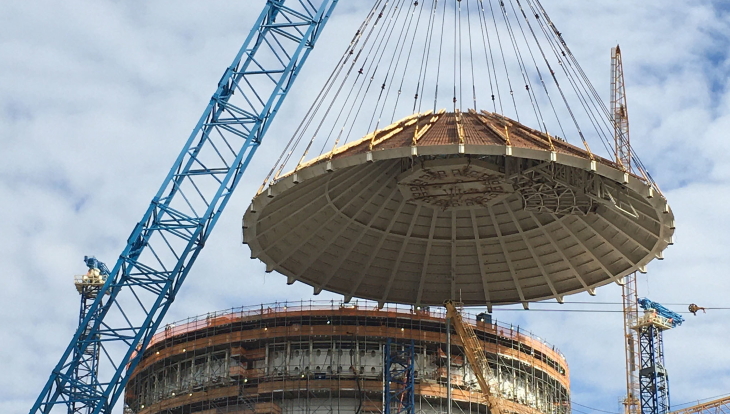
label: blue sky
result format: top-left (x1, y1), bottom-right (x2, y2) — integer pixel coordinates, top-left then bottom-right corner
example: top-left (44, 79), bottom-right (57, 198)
top-left (1, 0), bottom-right (729, 413)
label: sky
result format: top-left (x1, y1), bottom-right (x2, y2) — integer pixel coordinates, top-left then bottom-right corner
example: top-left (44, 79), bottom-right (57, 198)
top-left (1, 0), bottom-right (730, 413)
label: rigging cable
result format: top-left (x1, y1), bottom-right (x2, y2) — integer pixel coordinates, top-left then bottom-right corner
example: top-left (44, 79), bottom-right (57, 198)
top-left (486, 0), bottom-right (521, 121)
top-left (259, 0), bottom-right (385, 190)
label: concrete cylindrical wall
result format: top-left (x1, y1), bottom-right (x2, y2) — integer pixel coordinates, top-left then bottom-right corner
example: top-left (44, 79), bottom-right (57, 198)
top-left (125, 302), bottom-right (569, 414)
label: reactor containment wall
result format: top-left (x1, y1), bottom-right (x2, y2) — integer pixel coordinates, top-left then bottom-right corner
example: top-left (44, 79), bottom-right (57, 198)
top-left (124, 301), bottom-right (569, 414)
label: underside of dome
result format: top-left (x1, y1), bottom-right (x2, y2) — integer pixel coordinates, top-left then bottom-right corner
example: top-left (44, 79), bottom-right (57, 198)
top-left (244, 110), bottom-right (674, 307)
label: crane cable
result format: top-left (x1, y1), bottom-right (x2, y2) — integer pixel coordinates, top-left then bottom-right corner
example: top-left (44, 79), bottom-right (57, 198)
top-left (261, 0), bottom-right (660, 192)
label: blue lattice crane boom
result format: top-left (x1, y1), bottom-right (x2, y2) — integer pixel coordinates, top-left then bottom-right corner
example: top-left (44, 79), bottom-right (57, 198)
top-left (31, 1), bottom-right (340, 413)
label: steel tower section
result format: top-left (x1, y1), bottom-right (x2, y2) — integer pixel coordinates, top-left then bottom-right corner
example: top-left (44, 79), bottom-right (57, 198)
top-left (612, 46), bottom-right (640, 414)
top-left (384, 339), bottom-right (415, 414)
top-left (622, 273), bottom-right (641, 414)
top-left (30, 1), bottom-right (340, 413)
top-left (69, 257), bottom-right (110, 414)
top-left (638, 324), bottom-right (670, 414)
top-left (635, 299), bottom-right (682, 414)
top-left (611, 45), bottom-right (631, 171)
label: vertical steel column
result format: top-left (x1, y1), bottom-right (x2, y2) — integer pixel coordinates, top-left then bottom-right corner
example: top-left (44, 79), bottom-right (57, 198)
top-left (622, 273), bottom-right (640, 414)
top-left (69, 291), bottom-right (103, 414)
top-left (638, 325), bottom-right (670, 414)
top-left (69, 258), bottom-right (109, 414)
top-left (384, 339), bottom-right (415, 414)
top-left (446, 318), bottom-right (452, 414)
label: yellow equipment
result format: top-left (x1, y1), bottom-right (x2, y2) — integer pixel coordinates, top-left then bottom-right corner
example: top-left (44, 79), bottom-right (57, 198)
top-left (670, 395), bottom-right (730, 414)
top-left (444, 300), bottom-right (502, 414)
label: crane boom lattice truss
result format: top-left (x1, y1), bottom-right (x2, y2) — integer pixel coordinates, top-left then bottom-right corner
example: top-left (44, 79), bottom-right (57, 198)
top-left (613, 45), bottom-right (640, 414)
top-left (670, 395), bottom-right (730, 414)
top-left (30, 1), bottom-right (339, 412)
top-left (611, 45), bottom-right (631, 171)
top-left (444, 301), bottom-right (502, 414)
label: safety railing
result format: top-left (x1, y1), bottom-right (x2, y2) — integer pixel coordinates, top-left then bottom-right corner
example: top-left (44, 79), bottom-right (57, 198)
top-left (148, 300), bottom-right (565, 361)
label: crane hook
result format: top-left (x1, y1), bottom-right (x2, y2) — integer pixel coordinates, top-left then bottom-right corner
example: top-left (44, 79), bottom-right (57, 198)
top-left (688, 303), bottom-right (706, 316)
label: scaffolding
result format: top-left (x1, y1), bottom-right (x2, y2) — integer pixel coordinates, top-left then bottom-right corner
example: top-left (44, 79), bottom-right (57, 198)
top-left (384, 339), bottom-right (415, 414)
top-left (124, 301), bottom-right (570, 414)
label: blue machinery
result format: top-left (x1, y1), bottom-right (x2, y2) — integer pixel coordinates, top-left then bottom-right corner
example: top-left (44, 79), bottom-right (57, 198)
top-left (69, 257), bottom-right (110, 414)
top-left (31, 1), bottom-right (339, 412)
top-left (636, 298), bottom-right (684, 414)
top-left (384, 339), bottom-right (416, 414)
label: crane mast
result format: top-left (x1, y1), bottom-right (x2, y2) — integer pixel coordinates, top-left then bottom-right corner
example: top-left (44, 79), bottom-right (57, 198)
top-left (612, 44), bottom-right (640, 414)
top-left (636, 298), bottom-right (684, 414)
top-left (31, 1), bottom-right (339, 412)
top-left (611, 45), bottom-right (631, 171)
top-left (70, 257), bottom-right (109, 414)
top-left (622, 273), bottom-right (641, 414)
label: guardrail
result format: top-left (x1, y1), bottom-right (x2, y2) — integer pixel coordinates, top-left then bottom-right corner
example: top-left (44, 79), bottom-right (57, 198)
top-left (146, 300), bottom-right (565, 361)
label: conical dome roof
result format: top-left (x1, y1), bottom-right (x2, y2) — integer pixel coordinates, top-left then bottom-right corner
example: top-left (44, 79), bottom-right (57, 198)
top-left (244, 110), bottom-right (674, 307)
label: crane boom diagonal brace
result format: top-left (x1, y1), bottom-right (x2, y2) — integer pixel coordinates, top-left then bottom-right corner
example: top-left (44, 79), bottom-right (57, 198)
top-left (445, 301), bottom-right (503, 414)
top-left (30, 1), bottom-right (339, 413)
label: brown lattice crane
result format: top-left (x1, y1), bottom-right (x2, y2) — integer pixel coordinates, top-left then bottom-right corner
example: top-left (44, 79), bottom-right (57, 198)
top-left (611, 45), bottom-right (631, 171)
top-left (612, 45), bottom-right (641, 414)
top-left (444, 301), bottom-right (503, 414)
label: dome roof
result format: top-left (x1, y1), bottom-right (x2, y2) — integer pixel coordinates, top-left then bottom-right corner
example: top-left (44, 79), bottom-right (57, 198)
top-left (244, 110), bottom-right (674, 307)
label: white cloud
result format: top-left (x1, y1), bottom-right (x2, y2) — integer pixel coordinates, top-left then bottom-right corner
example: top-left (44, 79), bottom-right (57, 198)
top-left (1, 0), bottom-right (729, 413)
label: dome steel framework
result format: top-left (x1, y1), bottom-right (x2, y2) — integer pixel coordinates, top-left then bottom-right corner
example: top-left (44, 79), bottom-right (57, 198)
top-left (244, 110), bottom-right (674, 307)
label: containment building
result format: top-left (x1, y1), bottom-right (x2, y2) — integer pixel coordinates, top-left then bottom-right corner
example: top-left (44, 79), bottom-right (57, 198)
top-left (124, 302), bottom-right (569, 414)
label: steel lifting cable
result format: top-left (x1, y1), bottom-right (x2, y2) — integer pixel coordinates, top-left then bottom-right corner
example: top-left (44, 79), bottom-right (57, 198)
top-left (515, 0), bottom-right (596, 155)
top-left (337, 0), bottom-right (409, 142)
top-left (413, 0), bottom-right (440, 114)
top-left (498, 0), bottom-right (545, 131)
top-left (466, 0), bottom-right (478, 111)
top-left (389, 1), bottom-right (429, 123)
top-left (305, 0), bottom-right (401, 157)
top-left (333, 0), bottom-right (410, 150)
top-left (367, 0), bottom-right (419, 132)
top-left (329, 0), bottom-right (408, 151)
top-left (486, 0), bottom-right (521, 121)
top-left (315, 1), bottom-right (395, 157)
top-left (525, 0), bottom-right (615, 157)
top-left (476, 0), bottom-right (502, 113)
top-left (432, 0), bottom-right (449, 112)
top-left (289, 0), bottom-right (397, 166)
top-left (260, 0), bottom-right (386, 188)
top-left (506, 0), bottom-right (563, 135)
top-left (510, 0), bottom-right (568, 138)
top-left (339, 0), bottom-right (411, 147)
top-left (294, 0), bottom-right (400, 168)
top-left (260, 0), bottom-right (659, 189)
top-left (566, 30), bottom-right (656, 184)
